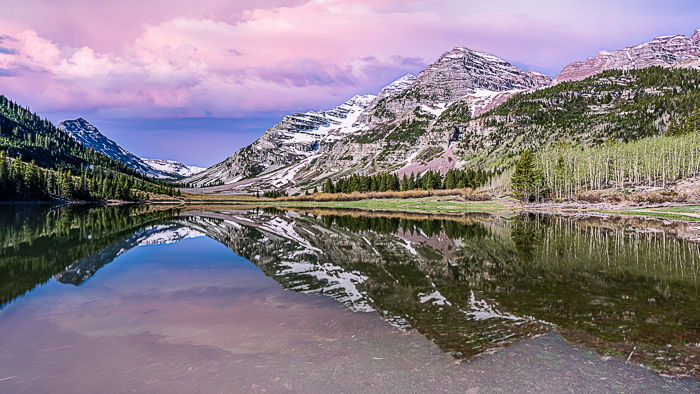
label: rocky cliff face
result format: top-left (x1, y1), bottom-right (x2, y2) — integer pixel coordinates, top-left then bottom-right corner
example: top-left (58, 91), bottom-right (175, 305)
top-left (556, 30), bottom-right (700, 82)
top-left (413, 48), bottom-right (550, 95)
top-left (184, 47), bottom-right (552, 193)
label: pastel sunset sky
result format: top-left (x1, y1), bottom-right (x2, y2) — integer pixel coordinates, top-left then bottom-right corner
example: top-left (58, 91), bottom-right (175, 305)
top-left (1, 0), bottom-right (698, 165)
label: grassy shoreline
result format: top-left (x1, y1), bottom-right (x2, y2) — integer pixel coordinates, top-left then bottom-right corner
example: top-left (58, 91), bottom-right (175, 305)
top-left (597, 207), bottom-right (700, 222)
top-left (148, 191), bottom-right (700, 223)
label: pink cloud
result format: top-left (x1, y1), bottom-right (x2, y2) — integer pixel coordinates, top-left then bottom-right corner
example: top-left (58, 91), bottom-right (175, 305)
top-left (0, 0), bottom-right (698, 118)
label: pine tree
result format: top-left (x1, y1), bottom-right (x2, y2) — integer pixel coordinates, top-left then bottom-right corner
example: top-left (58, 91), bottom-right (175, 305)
top-left (399, 175), bottom-right (408, 191)
top-left (511, 149), bottom-right (544, 202)
top-left (23, 160), bottom-right (42, 199)
top-left (0, 151), bottom-right (8, 200)
top-left (323, 178), bottom-right (334, 193)
top-left (59, 170), bottom-right (75, 199)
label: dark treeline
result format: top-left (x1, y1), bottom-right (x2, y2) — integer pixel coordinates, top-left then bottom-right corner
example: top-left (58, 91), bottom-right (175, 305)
top-left (0, 96), bottom-right (179, 201)
top-left (0, 152), bottom-right (178, 201)
top-left (323, 168), bottom-right (495, 194)
top-left (262, 190), bottom-right (288, 198)
top-left (320, 214), bottom-right (489, 239)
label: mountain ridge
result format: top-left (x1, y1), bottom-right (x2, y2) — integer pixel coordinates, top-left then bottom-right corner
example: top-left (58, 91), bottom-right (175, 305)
top-left (59, 118), bottom-right (203, 179)
top-left (556, 29), bottom-right (700, 82)
top-left (184, 46), bottom-right (553, 192)
top-left (184, 30), bottom-right (700, 195)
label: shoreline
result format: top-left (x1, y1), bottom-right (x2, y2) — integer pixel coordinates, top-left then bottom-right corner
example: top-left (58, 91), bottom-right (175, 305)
top-left (6, 192), bottom-right (700, 226)
top-left (147, 195), bottom-right (700, 244)
top-left (151, 193), bottom-right (700, 223)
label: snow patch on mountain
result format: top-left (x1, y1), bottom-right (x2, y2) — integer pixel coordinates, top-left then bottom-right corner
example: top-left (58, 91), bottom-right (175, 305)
top-left (375, 73), bottom-right (417, 99)
top-left (142, 158), bottom-right (205, 178)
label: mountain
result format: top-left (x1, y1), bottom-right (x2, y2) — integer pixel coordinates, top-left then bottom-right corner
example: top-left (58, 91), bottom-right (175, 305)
top-left (59, 118), bottom-right (155, 175)
top-left (185, 30), bottom-right (700, 195)
top-left (458, 66), bottom-right (700, 168)
top-left (59, 118), bottom-right (202, 179)
top-left (184, 47), bottom-right (552, 192)
top-left (142, 158), bottom-right (205, 178)
top-left (184, 94), bottom-right (378, 188)
top-left (0, 100), bottom-right (137, 174)
top-left (556, 30), bottom-right (700, 82)
top-left (0, 97), bottom-right (179, 201)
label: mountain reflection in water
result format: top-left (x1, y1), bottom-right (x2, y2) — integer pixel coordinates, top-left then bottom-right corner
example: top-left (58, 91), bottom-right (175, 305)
top-left (0, 205), bottom-right (698, 378)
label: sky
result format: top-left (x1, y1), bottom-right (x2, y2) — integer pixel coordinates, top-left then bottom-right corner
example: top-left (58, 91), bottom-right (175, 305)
top-left (0, 0), bottom-right (699, 166)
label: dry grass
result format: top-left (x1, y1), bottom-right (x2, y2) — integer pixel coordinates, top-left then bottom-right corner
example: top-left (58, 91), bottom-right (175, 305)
top-left (278, 188), bottom-right (487, 202)
top-left (576, 189), bottom-right (689, 204)
top-left (628, 190), bottom-right (687, 204)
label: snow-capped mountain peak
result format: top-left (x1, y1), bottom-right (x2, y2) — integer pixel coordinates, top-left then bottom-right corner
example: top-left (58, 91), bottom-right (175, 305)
top-left (183, 46), bottom-right (554, 192)
top-left (59, 118), bottom-right (204, 179)
top-left (142, 158), bottom-right (206, 178)
top-left (59, 118), bottom-right (155, 175)
top-left (414, 46), bottom-right (552, 94)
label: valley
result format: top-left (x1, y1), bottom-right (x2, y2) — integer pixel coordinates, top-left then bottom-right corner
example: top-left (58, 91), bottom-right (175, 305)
top-left (2, 19), bottom-right (700, 393)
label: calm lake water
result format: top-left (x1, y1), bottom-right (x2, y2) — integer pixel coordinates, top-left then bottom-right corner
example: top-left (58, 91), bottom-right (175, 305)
top-left (0, 205), bottom-right (698, 393)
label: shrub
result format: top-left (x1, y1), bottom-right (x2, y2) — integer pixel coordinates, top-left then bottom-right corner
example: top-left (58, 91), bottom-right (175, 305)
top-left (276, 188), bottom-right (487, 202)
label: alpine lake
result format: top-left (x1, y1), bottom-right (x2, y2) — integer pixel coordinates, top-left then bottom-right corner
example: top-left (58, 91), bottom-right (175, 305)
top-left (0, 205), bottom-right (698, 393)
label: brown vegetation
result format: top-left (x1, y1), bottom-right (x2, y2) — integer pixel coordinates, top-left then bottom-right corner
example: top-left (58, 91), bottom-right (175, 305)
top-left (575, 189), bottom-right (689, 205)
top-left (278, 188), bottom-right (487, 202)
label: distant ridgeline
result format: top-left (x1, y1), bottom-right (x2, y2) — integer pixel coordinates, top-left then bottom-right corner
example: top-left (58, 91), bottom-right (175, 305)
top-left (0, 96), bottom-right (178, 201)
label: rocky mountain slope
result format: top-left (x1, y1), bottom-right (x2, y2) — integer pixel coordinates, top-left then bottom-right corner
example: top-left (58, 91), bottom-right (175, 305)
top-left (184, 47), bottom-right (552, 192)
top-left (457, 66), bottom-right (700, 168)
top-left (556, 29), bottom-right (700, 82)
top-left (59, 118), bottom-right (202, 179)
top-left (184, 94), bottom-right (378, 188)
top-left (142, 158), bottom-right (205, 178)
top-left (184, 29), bottom-right (700, 195)
top-left (59, 118), bottom-right (155, 175)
